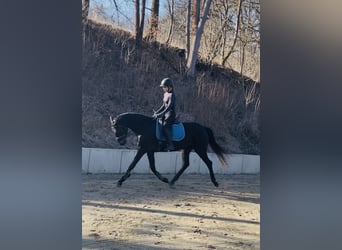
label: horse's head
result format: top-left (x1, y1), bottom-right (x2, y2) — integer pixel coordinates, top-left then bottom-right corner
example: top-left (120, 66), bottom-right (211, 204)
top-left (110, 116), bottom-right (128, 145)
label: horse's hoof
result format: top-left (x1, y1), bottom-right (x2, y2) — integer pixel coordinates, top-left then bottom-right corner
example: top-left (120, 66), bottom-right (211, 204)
top-left (214, 182), bottom-right (219, 187)
top-left (117, 182), bottom-right (122, 187)
top-left (162, 178), bottom-right (169, 183)
top-left (169, 183), bottom-right (176, 189)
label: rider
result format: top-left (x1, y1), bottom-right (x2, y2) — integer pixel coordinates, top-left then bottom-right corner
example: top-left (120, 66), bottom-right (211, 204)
top-left (153, 78), bottom-right (176, 151)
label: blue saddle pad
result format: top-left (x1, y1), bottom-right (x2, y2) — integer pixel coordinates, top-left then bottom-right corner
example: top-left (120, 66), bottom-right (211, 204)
top-left (156, 120), bottom-right (185, 141)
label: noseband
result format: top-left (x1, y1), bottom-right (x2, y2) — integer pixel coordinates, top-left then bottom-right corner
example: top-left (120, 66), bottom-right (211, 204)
top-left (111, 121), bottom-right (127, 142)
top-left (116, 131), bottom-right (127, 142)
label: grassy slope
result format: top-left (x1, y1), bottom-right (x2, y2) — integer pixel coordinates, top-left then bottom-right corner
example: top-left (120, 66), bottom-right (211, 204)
top-left (82, 20), bottom-right (260, 154)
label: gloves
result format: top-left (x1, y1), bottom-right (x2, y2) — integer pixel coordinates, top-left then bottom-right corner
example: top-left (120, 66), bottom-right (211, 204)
top-left (152, 113), bottom-right (159, 119)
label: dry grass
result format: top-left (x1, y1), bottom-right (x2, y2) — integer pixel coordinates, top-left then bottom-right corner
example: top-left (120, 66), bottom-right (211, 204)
top-left (82, 19), bottom-right (260, 154)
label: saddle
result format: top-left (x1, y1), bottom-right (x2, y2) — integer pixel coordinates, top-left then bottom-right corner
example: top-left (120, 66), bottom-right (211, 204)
top-left (155, 119), bottom-right (185, 141)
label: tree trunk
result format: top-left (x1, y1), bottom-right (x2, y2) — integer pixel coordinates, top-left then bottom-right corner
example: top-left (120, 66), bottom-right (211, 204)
top-left (186, 0), bottom-right (212, 77)
top-left (148, 0), bottom-right (160, 40)
top-left (240, 41), bottom-right (247, 76)
top-left (191, 0), bottom-right (200, 36)
top-left (139, 0), bottom-right (146, 40)
top-left (134, 0), bottom-right (146, 46)
top-left (135, 0), bottom-right (140, 44)
top-left (82, 0), bottom-right (90, 23)
top-left (222, 0), bottom-right (243, 66)
top-left (186, 0), bottom-right (191, 60)
top-left (166, 0), bottom-right (175, 44)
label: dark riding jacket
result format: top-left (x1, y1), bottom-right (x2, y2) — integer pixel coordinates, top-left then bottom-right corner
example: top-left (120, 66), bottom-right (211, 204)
top-left (155, 91), bottom-right (176, 121)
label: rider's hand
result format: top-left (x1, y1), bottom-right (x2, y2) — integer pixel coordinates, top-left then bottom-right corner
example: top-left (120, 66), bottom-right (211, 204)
top-left (152, 113), bottom-right (158, 119)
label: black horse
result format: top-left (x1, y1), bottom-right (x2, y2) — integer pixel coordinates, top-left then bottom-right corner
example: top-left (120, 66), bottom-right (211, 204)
top-left (110, 112), bottom-right (228, 187)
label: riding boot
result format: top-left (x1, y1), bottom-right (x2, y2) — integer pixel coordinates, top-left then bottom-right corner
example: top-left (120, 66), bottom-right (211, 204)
top-left (164, 126), bottom-right (175, 151)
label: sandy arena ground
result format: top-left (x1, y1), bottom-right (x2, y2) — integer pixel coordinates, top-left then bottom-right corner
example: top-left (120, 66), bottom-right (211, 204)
top-left (82, 174), bottom-right (260, 250)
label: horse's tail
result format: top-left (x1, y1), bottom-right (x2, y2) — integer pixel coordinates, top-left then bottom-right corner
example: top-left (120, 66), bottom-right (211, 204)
top-left (206, 127), bottom-right (229, 168)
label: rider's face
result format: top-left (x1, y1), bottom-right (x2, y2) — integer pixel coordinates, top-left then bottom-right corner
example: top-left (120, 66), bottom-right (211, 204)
top-left (162, 86), bottom-right (169, 92)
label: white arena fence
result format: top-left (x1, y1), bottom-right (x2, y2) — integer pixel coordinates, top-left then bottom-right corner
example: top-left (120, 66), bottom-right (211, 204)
top-left (82, 148), bottom-right (259, 174)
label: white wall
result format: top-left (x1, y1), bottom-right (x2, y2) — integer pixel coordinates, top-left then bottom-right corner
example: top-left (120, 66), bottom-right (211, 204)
top-left (82, 148), bottom-right (260, 174)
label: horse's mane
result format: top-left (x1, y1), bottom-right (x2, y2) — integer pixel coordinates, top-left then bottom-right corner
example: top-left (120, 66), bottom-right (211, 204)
top-left (116, 112), bottom-right (152, 122)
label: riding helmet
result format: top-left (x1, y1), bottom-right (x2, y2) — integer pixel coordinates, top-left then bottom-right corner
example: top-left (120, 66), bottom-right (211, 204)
top-left (160, 78), bottom-right (173, 88)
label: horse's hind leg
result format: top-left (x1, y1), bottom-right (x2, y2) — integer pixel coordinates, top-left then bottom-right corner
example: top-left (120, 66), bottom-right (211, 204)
top-left (195, 148), bottom-right (219, 187)
top-left (170, 148), bottom-right (191, 187)
top-left (117, 148), bottom-right (145, 187)
top-left (147, 152), bottom-right (169, 184)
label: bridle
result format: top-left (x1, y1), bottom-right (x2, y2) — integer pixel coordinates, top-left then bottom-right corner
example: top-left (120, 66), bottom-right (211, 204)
top-left (110, 116), bottom-right (128, 144)
top-left (116, 126), bottom-right (127, 142)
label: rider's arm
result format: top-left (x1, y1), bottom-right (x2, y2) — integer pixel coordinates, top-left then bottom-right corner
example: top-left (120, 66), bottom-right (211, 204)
top-left (156, 93), bottom-right (174, 117)
top-left (155, 104), bottom-right (165, 114)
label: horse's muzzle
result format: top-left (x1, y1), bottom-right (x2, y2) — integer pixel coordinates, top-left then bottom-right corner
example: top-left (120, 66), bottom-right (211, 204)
top-left (117, 137), bottom-right (127, 145)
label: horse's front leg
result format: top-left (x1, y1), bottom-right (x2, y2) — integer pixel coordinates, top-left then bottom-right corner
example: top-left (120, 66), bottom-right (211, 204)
top-left (117, 148), bottom-right (145, 187)
top-left (147, 152), bottom-right (169, 184)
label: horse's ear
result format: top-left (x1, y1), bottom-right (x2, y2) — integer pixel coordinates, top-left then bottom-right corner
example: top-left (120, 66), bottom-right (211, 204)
top-left (110, 116), bottom-right (115, 124)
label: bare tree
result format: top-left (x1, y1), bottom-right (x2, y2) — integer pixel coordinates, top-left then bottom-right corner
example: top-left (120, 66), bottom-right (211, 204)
top-left (186, 0), bottom-right (212, 77)
top-left (147, 0), bottom-right (160, 40)
top-left (191, 0), bottom-right (200, 36)
top-left (222, 0), bottom-right (243, 66)
top-left (165, 0), bottom-right (175, 44)
top-left (139, 0), bottom-right (146, 40)
top-left (202, 0), bottom-right (230, 65)
top-left (135, 0), bottom-right (140, 40)
top-left (134, 0), bottom-right (146, 46)
top-left (186, 0), bottom-right (191, 60)
top-left (82, 0), bottom-right (90, 23)
top-left (111, 0), bottom-right (119, 12)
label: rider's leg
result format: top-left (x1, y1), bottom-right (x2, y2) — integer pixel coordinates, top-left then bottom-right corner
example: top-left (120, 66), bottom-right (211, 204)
top-left (163, 122), bottom-right (175, 151)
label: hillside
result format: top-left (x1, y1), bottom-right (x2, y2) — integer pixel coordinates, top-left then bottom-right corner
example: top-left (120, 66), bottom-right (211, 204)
top-left (82, 20), bottom-right (260, 154)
